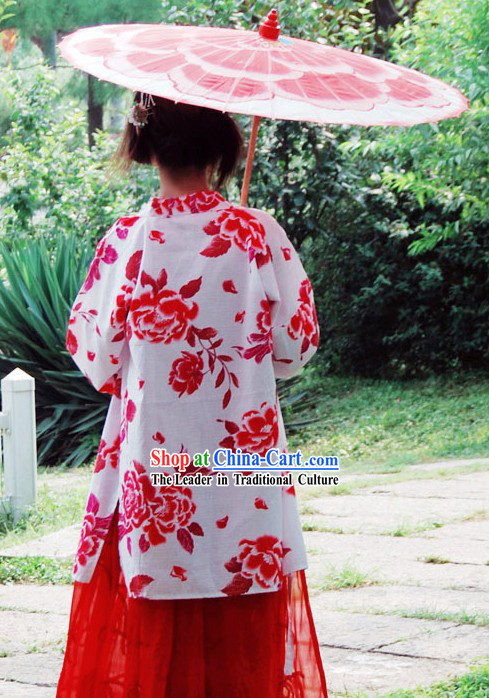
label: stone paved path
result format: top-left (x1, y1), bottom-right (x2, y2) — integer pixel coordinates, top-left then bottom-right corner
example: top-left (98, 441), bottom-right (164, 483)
top-left (0, 459), bottom-right (488, 696)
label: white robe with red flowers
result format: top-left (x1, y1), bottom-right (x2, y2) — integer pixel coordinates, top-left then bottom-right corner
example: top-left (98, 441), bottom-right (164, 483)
top-left (66, 189), bottom-right (320, 600)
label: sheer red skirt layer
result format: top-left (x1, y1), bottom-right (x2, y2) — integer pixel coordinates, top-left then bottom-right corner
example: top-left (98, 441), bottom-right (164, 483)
top-left (56, 508), bottom-right (328, 698)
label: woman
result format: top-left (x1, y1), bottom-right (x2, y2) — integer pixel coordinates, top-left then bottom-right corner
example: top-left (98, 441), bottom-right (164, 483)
top-left (56, 92), bottom-right (327, 697)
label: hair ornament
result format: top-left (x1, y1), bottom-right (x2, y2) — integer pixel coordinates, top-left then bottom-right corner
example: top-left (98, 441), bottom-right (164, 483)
top-left (128, 92), bottom-right (156, 129)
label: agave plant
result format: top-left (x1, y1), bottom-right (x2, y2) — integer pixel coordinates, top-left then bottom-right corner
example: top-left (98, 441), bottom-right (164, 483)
top-left (277, 373), bottom-right (323, 433)
top-left (0, 232), bottom-right (110, 467)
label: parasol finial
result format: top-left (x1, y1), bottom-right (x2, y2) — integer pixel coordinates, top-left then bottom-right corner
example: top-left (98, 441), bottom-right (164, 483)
top-left (259, 9), bottom-right (280, 41)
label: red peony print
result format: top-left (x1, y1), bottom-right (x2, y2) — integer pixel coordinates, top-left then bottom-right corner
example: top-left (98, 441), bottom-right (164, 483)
top-left (81, 237), bottom-right (118, 293)
top-left (287, 278), bottom-right (320, 356)
top-left (255, 242), bottom-right (272, 268)
top-left (216, 515), bottom-right (229, 529)
top-left (221, 535), bottom-right (290, 596)
top-left (129, 268), bottom-right (200, 343)
top-left (73, 494), bottom-right (113, 574)
top-left (152, 431), bottom-right (166, 444)
top-left (67, 243), bottom-right (142, 382)
top-left (170, 565), bottom-right (188, 581)
top-left (151, 198), bottom-right (186, 217)
top-left (125, 250), bottom-right (143, 283)
top-left (99, 372), bottom-right (122, 398)
top-left (66, 328), bottom-right (78, 356)
top-left (149, 229), bottom-right (165, 244)
top-left (151, 190), bottom-right (225, 217)
top-left (104, 248), bottom-right (142, 340)
top-left (200, 208), bottom-right (267, 261)
top-left (232, 299), bottom-right (273, 364)
top-left (256, 300), bottom-right (272, 334)
top-left (218, 400), bottom-right (279, 456)
top-left (118, 460), bottom-right (203, 554)
top-left (94, 433), bottom-right (121, 473)
top-left (168, 350), bottom-right (204, 396)
top-left (146, 487), bottom-right (197, 548)
top-left (129, 574), bottom-right (154, 596)
top-left (222, 279), bottom-right (238, 294)
top-left (186, 325), bottom-right (239, 409)
top-left (120, 388), bottom-right (136, 443)
top-left (115, 216), bottom-right (140, 239)
top-left (119, 469), bottom-right (151, 533)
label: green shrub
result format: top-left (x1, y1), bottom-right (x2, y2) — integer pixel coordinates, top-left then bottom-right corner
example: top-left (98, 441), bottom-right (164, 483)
top-left (0, 65), bottom-right (158, 248)
top-left (310, 0), bottom-right (489, 376)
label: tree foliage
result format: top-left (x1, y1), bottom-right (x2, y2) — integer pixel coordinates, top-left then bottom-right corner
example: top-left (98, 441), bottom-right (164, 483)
top-left (339, 0), bottom-right (489, 254)
top-left (0, 0), bottom-right (16, 26)
top-left (0, 66), bottom-right (157, 248)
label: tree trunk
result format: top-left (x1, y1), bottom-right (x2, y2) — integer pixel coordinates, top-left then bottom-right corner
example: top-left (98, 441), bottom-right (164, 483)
top-left (406, 0), bottom-right (423, 19)
top-left (31, 31), bottom-right (57, 68)
top-left (87, 74), bottom-right (104, 148)
top-left (109, 93), bottom-right (125, 132)
top-left (372, 0), bottom-right (402, 30)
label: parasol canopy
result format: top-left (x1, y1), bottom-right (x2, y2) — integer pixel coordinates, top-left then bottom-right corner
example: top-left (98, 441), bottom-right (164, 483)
top-left (58, 10), bottom-right (469, 203)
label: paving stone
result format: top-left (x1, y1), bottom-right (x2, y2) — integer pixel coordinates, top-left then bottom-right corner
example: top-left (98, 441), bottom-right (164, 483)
top-left (0, 525), bottom-right (80, 559)
top-left (0, 610), bottom-right (67, 655)
top-left (0, 654), bottom-right (62, 688)
top-left (320, 646), bottom-right (465, 696)
top-left (374, 623), bottom-right (489, 662)
top-left (309, 556), bottom-right (489, 592)
top-left (305, 527), bottom-right (489, 566)
top-left (304, 530), bottom-right (489, 589)
top-left (310, 585), bottom-right (489, 617)
top-left (419, 519), bottom-right (489, 544)
top-left (309, 493), bottom-right (488, 535)
top-left (0, 585), bottom-right (72, 615)
top-left (310, 609), bottom-right (453, 652)
top-left (0, 680), bottom-right (55, 697)
top-left (361, 470), bottom-right (489, 501)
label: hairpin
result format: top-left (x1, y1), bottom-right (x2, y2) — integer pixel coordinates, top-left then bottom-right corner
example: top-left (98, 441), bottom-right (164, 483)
top-left (128, 92), bottom-right (156, 130)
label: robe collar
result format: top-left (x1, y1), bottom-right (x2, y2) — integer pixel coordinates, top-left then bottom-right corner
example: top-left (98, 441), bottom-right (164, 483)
top-left (147, 189), bottom-right (229, 218)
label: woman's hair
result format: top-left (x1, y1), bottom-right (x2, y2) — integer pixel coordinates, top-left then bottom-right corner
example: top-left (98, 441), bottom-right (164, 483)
top-left (109, 92), bottom-right (245, 189)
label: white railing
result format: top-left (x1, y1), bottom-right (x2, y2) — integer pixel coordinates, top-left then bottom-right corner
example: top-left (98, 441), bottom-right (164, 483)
top-left (0, 368), bottom-right (37, 523)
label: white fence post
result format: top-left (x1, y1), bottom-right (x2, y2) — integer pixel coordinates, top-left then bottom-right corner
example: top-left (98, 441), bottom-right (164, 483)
top-left (0, 368), bottom-right (37, 523)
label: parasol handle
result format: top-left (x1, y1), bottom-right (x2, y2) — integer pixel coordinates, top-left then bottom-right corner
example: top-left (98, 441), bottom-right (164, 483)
top-left (240, 115), bottom-right (262, 207)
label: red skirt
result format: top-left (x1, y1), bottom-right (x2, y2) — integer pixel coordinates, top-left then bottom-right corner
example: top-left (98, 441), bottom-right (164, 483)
top-left (56, 507), bottom-right (328, 697)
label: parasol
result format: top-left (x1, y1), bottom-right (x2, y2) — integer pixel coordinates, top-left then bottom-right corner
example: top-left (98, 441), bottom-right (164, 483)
top-left (57, 9), bottom-right (469, 206)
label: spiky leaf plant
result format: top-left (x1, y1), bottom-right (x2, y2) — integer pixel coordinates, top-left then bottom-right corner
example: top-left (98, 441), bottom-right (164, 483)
top-left (0, 231), bottom-right (110, 467)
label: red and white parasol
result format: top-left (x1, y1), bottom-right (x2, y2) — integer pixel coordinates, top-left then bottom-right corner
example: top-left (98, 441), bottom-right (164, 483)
top-left (58, 9), bottom-right (469, 204)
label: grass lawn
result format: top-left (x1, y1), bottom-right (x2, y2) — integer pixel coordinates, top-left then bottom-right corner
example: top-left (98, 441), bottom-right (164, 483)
top-left (0, 463), bottom-right (92, 550)
top-left (288, 372), bottom-right (489, 474)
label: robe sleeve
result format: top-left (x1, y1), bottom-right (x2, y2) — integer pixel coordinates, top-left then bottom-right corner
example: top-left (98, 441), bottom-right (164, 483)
top-left (251, 209), bottom-right (320, 380)
top-left (65, 219), bottom-right (142, 396)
